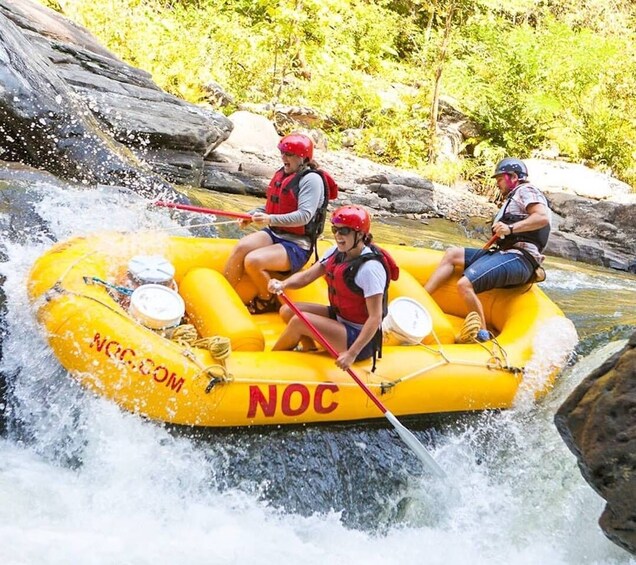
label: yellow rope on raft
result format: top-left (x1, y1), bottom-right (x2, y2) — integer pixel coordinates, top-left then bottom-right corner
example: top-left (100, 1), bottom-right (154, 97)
top-left (171, 324), bottom-right (232, 392)
top-left (456, 311), bottom-right (482, 344)
top-left (379, 321), bottom-right (521, 392)
top-left (170, 324), bottom-right (198, 345)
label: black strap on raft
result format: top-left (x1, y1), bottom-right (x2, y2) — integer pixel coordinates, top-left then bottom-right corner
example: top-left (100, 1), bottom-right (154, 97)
top-left (516, 248), bottom-right (546, 284)
top-left (341, 247), bottom-right (392, 373)
top-left (370, 327), bottom-right (383, 373)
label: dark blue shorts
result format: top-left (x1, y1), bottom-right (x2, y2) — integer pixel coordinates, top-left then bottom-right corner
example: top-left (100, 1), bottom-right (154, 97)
top-left (264, 228), bottom-right (312, 274)
top-left (328, 307), bottom-right (375, 362)
top-left (464, 248), bottom-right (533, 294)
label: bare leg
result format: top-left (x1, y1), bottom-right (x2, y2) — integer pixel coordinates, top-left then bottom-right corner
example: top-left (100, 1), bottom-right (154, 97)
top-left (278, 303), bottom-right (329, 350)
top-left (424, 246), bottom-right (465, 295)
top-left (273, 308), bottom-right (346, 352)
top-left (224, 231), bottom-right (273, 287)
top-left (244, 244), bottom-right (291, 300)
top-left (457, 276), bottom-right (486, 329)
top-left (279, 302), bottom-right (328, 322)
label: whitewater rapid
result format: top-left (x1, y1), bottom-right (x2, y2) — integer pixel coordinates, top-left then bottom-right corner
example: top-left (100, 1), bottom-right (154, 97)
top-left (0, 182), bottom-right (633, 564)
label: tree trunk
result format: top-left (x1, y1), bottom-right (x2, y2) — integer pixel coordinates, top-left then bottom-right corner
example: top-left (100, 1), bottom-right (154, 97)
top-left (427, 0), bottom-right (456, 163)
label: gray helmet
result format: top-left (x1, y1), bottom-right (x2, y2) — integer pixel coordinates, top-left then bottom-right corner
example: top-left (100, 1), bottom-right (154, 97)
top-left (492, 158), bottom-right (528, 179)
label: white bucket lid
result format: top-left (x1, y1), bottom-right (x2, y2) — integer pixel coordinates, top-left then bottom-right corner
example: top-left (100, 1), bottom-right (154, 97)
top-left (128, 255), bottom-right (175, 284)
top-left (129, 284), bottom-right (185, 329)
top-left (382, 297), bottom-right (433, 344)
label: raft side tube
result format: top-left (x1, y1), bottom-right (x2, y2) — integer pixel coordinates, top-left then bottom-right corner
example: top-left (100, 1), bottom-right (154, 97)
top-left (180, 268), bottom-right (265, 352)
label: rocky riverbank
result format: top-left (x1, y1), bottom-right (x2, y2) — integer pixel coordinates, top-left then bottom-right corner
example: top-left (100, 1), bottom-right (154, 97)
top-left (555, 334), bottom-right (636, 556)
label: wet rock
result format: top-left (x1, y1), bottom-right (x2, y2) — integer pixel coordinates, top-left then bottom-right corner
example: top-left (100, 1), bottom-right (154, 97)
top-left (555, 333), bottom-right (636, 556)
top-left (201, 166), bottom-right (249, 195)
top-left (133, 149), bottom-right (204, 187)
top-left (0, 0), bottom-right (230, 199)
top-left (546, 231), bottom-right (636, 273)
top-left (527, 159), bottom-right (634, 201)
top-left (545, 192), bottom-right (636, 272)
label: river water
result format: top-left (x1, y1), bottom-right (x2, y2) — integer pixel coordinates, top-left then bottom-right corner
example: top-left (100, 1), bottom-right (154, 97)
top-left (1, 182), bottom-right (635, 564)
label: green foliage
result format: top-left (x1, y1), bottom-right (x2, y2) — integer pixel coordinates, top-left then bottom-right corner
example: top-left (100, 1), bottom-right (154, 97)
top-left (355, 103), bottom-right (431, 170)
top-left (49, 0), bottom-right (636, 190)
top-left (39, 0), bottom-right (63, 10)
top-left (449, 15), bottom-right (636, 186)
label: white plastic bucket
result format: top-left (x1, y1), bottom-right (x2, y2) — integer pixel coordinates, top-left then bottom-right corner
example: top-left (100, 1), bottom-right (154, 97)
top-left (129, 284), bottom-right (185, 330)
top-left (382, 297), bottom-right (433, 345)
top-left (128, 255), bottom-right (175, 286)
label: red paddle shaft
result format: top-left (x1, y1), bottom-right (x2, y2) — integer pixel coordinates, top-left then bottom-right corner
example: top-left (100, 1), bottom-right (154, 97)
top-left (278, 292), bottom-right (446, 477)
top-left (483, 233), bottom-right (500, 249)
top-left (279, 292), bottom-right (386, 413)
top-left (155, 201), bottom-right (252, 221)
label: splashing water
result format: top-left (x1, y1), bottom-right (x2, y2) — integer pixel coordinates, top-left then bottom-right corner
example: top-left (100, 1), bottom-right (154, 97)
top-left (0, 182), bottom-right (633, 564)
top-left (514, 317), bottom-right (579, 411)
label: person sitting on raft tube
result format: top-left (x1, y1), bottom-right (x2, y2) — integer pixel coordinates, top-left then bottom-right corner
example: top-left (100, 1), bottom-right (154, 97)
top-left (224, 133), bottom-right (331, 314)
top-left (268, 205), bottom-right (398, 371)
top-left (424, 157), bottom-right (551, 342)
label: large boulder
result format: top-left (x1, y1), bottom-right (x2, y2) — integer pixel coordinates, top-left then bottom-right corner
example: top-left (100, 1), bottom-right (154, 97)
top-left (554, 333), bottom-right (636, 556)
top-left (0, 0), bottom-right (232, 190)
top-left (224, 111), bottom-right (281, 153)
top-left (546, 192), bottom-right (636, 273)
top-left (526, 158), bottom-right (635, 202)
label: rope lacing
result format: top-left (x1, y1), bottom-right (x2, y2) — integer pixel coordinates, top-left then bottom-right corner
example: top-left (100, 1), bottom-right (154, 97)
top-left (456, 311), bottom-right (482, 344)
top-left (377, 316), bottom-right (522, 394)
top-left (170, 324), bottom-right (232, 392)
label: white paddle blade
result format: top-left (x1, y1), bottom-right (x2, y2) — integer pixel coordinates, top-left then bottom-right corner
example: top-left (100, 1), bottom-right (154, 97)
top-left (385, 411), bottom-right (446, 478)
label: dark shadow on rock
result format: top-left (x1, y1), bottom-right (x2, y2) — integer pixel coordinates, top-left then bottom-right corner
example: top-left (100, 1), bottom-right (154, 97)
top-left (554, 332), bottom-right (636, 556)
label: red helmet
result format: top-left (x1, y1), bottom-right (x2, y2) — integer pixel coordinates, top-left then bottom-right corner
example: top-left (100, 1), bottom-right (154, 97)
top-left (277, 134), bottom-right (313, 160)
top-left (331, 205), bottom-right (371, 234)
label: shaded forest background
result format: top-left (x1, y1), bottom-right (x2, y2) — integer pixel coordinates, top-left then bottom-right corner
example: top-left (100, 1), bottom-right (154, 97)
top-left (40, 0), bottom-right (636, 192)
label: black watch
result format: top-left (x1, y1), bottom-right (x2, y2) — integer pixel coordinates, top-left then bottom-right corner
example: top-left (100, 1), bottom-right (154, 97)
top-left (509, 224), bottom-right (514, 234)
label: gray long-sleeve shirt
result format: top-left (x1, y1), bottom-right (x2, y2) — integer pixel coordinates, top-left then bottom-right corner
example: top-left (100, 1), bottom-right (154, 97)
top-left (253, 169), bottom-right (325, 250)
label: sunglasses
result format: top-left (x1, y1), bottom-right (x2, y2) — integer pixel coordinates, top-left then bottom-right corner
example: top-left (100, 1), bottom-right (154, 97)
top-left (331, 225), bottom-right (355, 236)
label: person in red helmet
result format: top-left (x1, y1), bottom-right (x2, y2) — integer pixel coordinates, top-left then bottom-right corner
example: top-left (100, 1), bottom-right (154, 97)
top-left (268, 205), bottom-right (399, 371)
top-left (224, 133), bottom-right (337, 314)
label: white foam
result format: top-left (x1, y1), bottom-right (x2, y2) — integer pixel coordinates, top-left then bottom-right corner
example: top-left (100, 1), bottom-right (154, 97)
top-left (0, 183), bottom-right (632, 565)
top-left (514, 317), bottom-right (579, 410)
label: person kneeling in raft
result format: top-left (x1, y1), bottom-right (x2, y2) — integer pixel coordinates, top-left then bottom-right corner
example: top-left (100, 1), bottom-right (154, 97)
top-left (269, 205), bottom-right (399, 372)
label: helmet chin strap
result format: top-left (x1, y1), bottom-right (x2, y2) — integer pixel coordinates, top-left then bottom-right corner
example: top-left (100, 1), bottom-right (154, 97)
top-left (346, 231), bottom-right (364, 253)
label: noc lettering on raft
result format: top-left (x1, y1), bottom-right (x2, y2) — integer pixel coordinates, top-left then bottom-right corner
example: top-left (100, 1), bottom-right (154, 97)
top-left (90, 332), bottom-right (185, 393)
top-left (247, 383), bottom-right (339, 418)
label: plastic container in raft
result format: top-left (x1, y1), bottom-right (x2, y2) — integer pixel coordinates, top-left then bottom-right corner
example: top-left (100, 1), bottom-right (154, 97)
top-left (129, 284), bottom-right (185, 329)
top-left (127, 255), bottom-right (176, 287)
top-left (382, 297), bottom-right (433, 345)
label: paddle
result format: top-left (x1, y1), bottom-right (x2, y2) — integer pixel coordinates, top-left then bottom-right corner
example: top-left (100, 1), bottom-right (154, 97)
top-left (483, 233), bottom-right (500, 249)
top-left (279, 292), bottom-right (446, 478)
top-left (154, 201), bottom-right (252, 221)
top-left (469, 233), bottom-right (500, 265)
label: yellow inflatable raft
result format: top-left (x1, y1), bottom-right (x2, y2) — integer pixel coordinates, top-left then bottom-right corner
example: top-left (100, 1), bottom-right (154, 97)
top-left (27, 231), bottom-right (575, 427)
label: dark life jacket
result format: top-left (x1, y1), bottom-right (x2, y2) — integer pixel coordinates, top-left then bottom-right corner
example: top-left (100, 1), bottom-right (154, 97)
top-left (495, 182), bottom-right (551, 252)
